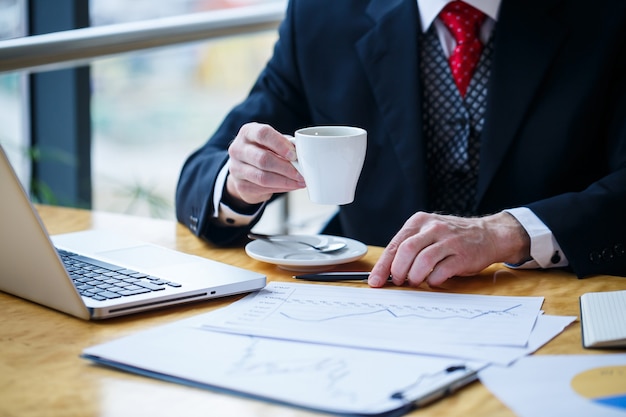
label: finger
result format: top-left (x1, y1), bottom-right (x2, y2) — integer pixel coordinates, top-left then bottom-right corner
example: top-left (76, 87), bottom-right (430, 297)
top-left (230, 138), bottom-right (304, 186)
top-left (368, 243), bottom-right (399, 287)
top-left (228, 178), bottom-right (277, 203)
top-left (231, 139), bottom-right (304, 186)
top-left (370, 215), bottom-right (433, 287)
top-left (425, 255), bottom-right (459, 287)
top-left (403, 240), bottom-right (449, 287)
top-left (230, 161), bottom-right (304, 200)
top-left (388, 232), bottom-right (435, 286)
top-left (240, 123), bottom-right (297, 161)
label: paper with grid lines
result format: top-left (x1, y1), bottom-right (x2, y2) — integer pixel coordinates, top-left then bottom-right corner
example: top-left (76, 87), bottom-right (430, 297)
top-left (200, 282), bottom-right (545, 357)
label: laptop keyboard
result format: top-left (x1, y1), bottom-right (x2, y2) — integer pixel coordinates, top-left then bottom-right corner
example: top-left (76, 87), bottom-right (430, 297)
top-left (57, 249), bottom-right (182, 301)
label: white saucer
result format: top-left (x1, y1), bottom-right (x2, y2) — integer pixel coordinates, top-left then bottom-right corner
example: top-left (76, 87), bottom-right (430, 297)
top-left (245, 234), bottom-right (368, 272)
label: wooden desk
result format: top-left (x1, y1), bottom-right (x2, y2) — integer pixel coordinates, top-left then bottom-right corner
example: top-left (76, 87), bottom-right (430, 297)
top-left (1, 205), bottom-right (624, 417)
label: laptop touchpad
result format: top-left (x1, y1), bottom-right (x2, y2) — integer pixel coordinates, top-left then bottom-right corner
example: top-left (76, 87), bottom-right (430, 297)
top-left (98, 245), bottom-right (196, 270)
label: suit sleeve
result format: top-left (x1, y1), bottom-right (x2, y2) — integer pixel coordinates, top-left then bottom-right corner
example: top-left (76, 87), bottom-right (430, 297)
top-left (527, 29), bottom-right (626, 278)
top-left (175, 0), bottom-right (311, 246)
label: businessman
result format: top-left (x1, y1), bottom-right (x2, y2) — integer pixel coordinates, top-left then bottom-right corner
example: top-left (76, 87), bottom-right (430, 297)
top-left (176, 0), bottom-right (626, 288)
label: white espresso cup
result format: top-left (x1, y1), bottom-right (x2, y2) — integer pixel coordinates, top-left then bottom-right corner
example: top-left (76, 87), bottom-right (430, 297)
top-left (289, 126), bottom-right (367, 205)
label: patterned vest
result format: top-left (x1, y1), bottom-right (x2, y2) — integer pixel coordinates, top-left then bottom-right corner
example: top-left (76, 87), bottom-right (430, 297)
top-left (420, 26), bottom-right (494, 215)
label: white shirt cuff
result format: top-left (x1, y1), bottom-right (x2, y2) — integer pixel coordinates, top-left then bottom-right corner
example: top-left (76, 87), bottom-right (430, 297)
top-left (217, 201), bottom-right (263, 226)
top-left (212, 160), bottom-right (230, 218)
top-left (504, 207), bottom-right (569, 269)
top-left (212, 160), bottom-right (264, 227)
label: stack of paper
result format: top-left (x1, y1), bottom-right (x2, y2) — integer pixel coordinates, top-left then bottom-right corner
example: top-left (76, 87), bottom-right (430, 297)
top-left (200, 282), bottom-right (570, 365)
top-left (82, 282), bottom-right (576, 416)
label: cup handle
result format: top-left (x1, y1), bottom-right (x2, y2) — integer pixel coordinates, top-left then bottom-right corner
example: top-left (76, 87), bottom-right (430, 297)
top-left (285, 135), bottom-right (304, 176)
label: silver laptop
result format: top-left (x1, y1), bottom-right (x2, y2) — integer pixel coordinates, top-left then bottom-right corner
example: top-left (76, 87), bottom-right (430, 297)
top-left (0, 145), bottom-right (266, 319)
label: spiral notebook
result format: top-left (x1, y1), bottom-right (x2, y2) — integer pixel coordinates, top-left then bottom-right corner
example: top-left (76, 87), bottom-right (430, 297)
top-left (580, 290), bottom-right (626, 348)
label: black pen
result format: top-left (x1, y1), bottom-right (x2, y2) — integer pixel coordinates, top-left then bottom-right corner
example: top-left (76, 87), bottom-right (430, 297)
top-left (293, 272), bottom-right (392, 282)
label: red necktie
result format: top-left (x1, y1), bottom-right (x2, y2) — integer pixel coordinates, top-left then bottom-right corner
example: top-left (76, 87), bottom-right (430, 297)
top-left (439, 1), bottom-right (486, 97)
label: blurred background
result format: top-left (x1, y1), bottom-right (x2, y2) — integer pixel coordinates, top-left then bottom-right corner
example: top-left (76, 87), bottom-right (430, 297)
top-left (0, 0), bottom-right (336, 235)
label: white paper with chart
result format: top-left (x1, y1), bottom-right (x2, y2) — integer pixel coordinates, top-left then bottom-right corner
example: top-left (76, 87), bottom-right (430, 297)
top-left (82, 282), bottom-right (574, 415)
top-left (82, 317), bottom-right (485, 416)
top-left (200, 282), bottom-right (545, 359)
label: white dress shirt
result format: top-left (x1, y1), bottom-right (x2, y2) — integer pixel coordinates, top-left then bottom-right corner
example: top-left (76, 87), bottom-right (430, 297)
top-left (213, 0), bottom-right (568, 269)
top-left (213, 159), bottom-right (266, 226)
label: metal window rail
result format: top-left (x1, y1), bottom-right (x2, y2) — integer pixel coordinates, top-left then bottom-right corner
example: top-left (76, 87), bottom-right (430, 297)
top-left (0, 2), bottom-right (285, 74)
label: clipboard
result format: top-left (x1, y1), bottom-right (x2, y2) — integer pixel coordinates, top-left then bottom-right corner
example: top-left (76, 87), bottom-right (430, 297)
top-left (82, 312), bottom-right (484, 416)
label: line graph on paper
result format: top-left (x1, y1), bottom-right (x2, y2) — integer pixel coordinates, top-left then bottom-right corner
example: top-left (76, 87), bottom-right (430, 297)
top-left (201, 282), bottom-right (544, 351)
top-left (225, 336), bottom-right (361, 405)
top-left (278, 302), bottom-right (523, 322)
top-left (189, 330), bottom-right (482, 414)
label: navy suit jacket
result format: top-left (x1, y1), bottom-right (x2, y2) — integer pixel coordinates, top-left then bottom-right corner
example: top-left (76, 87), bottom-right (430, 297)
top-left (176, 0), bottom-right (626, 278)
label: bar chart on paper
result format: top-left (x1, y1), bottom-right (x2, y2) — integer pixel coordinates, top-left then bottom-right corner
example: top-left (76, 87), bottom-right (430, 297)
top-left (201, 282), bottom-right (544, 352)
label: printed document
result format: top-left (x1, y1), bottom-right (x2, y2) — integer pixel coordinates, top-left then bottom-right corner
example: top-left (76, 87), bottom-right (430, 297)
top-left (201, 282), bottom-right (544, 354)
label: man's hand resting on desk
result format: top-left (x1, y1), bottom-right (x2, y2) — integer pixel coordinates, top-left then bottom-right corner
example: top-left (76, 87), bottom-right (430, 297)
top-left (368, 211), bottom-right (531, 288)
top-left (226, 123), bottom-right (305, 208)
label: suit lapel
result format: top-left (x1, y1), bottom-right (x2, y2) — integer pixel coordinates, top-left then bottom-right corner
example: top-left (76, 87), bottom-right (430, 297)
top-left (477, 0), bottom-right (568, 203)
top-left (355, 0), bottom-right (427, 204)
top-left (354, 0), bottom-right (570, 211)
